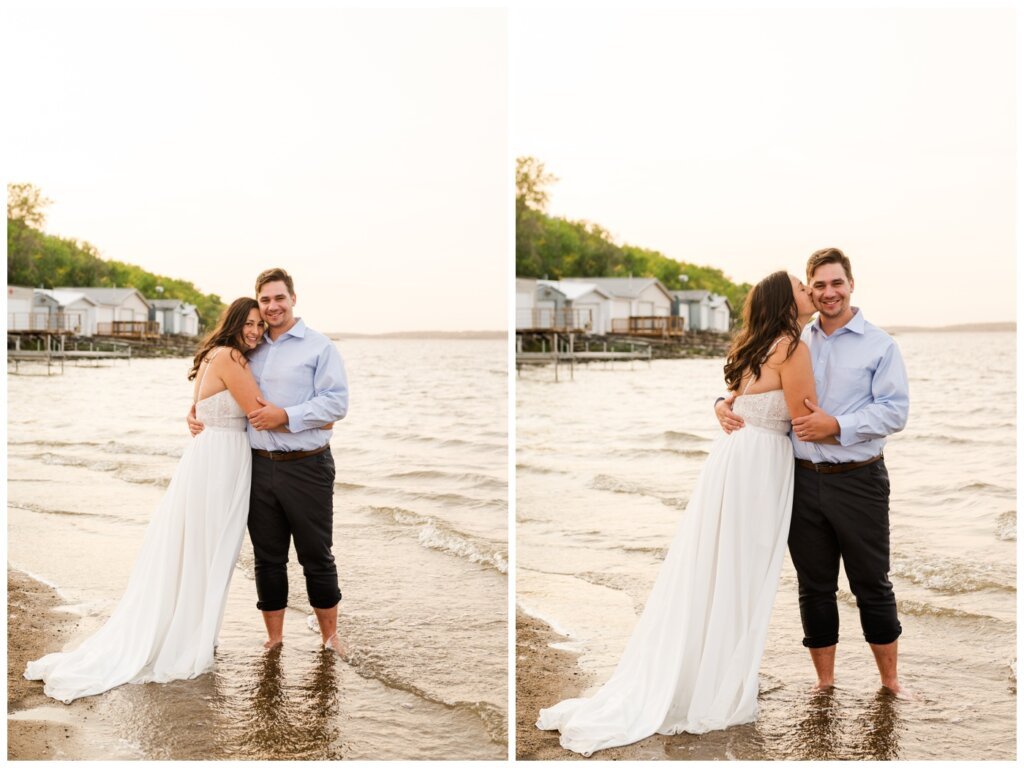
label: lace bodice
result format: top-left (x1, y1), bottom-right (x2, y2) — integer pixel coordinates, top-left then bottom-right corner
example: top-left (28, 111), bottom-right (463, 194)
top-left (194, 351), bottom-right (247, 431)
top-left (195, 390), bottom-right (247, 431)
top-left (733, 390), bottom-right (791, 434)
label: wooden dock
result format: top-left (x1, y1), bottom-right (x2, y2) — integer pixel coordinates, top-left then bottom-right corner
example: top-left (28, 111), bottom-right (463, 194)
top-left (8, 332), bottom-right (133, 375)
top-left (516, 331), bottom-right (652, 380)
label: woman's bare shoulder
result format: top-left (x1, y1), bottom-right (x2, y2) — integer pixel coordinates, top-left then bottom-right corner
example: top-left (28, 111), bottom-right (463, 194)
top-left (208, 346), bottom-right (247, 369)
top-left (778, 338), bottom-right (810, 367)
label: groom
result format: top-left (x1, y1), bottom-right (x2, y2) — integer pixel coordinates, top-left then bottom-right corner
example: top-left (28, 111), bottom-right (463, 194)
top-left (716, 248), bottom-right (909, 695)
top-left (190, 267), bottom-right (349, 654)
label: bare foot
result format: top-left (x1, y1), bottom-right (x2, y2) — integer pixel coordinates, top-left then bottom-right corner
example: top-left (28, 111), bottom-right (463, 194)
top-left (880, 683), bottom-right (914, 701)
top-left (810, 681), bottom-right (835, 693)
top-left (263, 638), bottom-right (283, 650)
top-left (323, 633), bottom-right (347, 659)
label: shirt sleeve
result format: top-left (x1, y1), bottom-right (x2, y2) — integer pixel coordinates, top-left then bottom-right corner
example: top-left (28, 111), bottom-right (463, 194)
top-left (283, 343), bottom-right (349, 431)
top-left (835, 341), bottom-right (909, 446)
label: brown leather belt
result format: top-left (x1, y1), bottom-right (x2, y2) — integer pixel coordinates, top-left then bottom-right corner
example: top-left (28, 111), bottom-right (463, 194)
top-left (796, 454), bottom-right (883, 474)
top-left (252, 445), bottom-right (329, 462)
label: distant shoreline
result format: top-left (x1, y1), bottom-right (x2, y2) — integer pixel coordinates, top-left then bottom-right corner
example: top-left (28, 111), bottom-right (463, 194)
top-left (326, 330), bottom-right (506, 340)
top-left (883, 322), bottom-right (1015, 334)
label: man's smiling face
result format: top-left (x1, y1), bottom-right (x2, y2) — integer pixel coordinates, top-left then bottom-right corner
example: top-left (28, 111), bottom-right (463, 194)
top-left (809, 261), bottom-right (854, 323)
top-left (257, 279), bottom-right (296, 331)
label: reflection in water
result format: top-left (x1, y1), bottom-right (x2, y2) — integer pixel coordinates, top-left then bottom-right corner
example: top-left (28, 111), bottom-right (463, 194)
top-left (795, 688), bottom-right (843, 760)
top-left (858, 689), bottom-right (902, 760)
top-left (789, 686), bottom-right (903, 761)
top-left (241, 646), bottom-right (343, 759)
top-left (243, 645), bottom-right (291, 755)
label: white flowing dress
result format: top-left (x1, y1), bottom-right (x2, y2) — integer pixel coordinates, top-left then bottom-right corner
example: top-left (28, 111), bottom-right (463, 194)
top-left (536, 388), bottom-right (795, 756)
top-left (25, 385), bottom-right (252, 703)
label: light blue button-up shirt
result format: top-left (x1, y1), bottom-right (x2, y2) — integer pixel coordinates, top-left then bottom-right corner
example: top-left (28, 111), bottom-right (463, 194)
top-left (791, 308), bottom-right (909, 463)
top-left (247, 318), bottom-right (348, 452)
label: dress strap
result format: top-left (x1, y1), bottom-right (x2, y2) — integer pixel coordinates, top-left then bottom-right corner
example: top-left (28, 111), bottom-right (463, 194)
top-left (194, 349), bottom-right (220, 403)
top-left (741, 336), bottom-right (790, 395)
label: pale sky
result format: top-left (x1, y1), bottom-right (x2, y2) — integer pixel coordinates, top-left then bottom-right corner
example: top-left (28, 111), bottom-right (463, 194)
top-left (512, 7), bottom-right (1016, 327)
top-left (4, 7), bottom-right (507, 333)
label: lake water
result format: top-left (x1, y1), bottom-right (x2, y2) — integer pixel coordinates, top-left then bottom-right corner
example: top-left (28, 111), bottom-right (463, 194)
top-left (516, 331), bottom-right (1015, 760)
top-left (8, 337), bottom-right (508, 760)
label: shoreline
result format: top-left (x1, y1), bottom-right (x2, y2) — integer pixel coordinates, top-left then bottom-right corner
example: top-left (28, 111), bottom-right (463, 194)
top-left (516, 607), bottom-right (681, 760)
top-left (7, 567), bottom-right (111, 760)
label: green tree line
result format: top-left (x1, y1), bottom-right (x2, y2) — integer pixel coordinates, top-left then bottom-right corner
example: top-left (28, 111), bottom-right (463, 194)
top-left (7, 183), bottom-right (225, 329)
top-left (516, 157), bottom-right (751, 314)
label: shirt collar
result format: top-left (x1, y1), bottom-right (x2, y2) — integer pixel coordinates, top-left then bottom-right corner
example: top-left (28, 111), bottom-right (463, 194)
top-left (262, 317), bottom-right (306, 344)
top-left (810, 307), bottom-right (865, 337)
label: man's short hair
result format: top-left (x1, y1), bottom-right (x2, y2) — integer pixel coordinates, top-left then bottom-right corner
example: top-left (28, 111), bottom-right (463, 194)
top-left (806, 247), bottom-right (853, 282)
top-left (255, 267), bottom-right (295, 297)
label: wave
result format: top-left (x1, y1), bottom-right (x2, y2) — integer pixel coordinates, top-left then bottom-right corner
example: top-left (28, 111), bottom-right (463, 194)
top-left (661, 430), bottom-right (712, 444)
top-left (384, 469), bottom-right (506, 492)
top-left (333, 481), bottom-right (366, 491)
top-left (362, 506), bottom-right (507, 574)
top-left (377, 432), bottom-right (505, 453)
top-left (348, 482), bottom-right (504, 511)
top-left (622, 447), bottom-right (709, 459)
top-left (99, 440), bottom-right (184, 458)
top-left (37, 453), bottom-right (171, 488)
top-left (11, 438), bottom-right (185, 459)
top-left (959, 481), bottom-right (1014, 494)
top-left (9, 501), bottom-right (130, 524)
top-left (340, 641), bottom-right (508, 745)
top-left (660, 497), bottom-right (688, 510)
top-left (890, 554), bottom-right (1015, 594)
top-left (894, 598), bottom-right (1012, 625)
top-left (590, 474), bottom-right (650, 496)
top-left (608, 543), bottom-right (668, 559)
top-left (903, 433), bottom-right (988, 446)
top-left (514, 463), bottom-right (567, 476)
top-left (836, 588), bottom-right (1014, 627)
top-left (995, 510), bottom-right (1016, 541)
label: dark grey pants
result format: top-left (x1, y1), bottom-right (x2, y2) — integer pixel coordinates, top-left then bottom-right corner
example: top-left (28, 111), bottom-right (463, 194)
top-left (788, 459), bottom-right (902, 647)
top-left (248, 449), bottom-right (341, 611)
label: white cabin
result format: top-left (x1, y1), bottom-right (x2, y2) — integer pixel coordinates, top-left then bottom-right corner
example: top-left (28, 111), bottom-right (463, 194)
top-left (56, 286), bottom-right (152, 335)
top-left (149, 299), bottom-right (200, 336)
top-left (34, 289), bottom-right (99, 336)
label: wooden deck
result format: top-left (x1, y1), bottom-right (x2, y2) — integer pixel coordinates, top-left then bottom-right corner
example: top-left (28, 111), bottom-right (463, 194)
top-left (610, 315), bottom-right (686, 338)
top-left (96, 321), bottom-right (161, 339)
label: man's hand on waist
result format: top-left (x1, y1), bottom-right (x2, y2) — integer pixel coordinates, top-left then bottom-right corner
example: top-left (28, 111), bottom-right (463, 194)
top-left (248, 396), bottom-right (289, 431)
top-left (187, 404), bottom-right (204, 437)
top-left (792, 399), bottom-right (840, 442)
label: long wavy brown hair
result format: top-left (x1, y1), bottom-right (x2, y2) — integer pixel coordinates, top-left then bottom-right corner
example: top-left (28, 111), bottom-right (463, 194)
top-left (723, 270), bottom-right (802, 392)
top-left (188, 297), bottom-right (261, 381)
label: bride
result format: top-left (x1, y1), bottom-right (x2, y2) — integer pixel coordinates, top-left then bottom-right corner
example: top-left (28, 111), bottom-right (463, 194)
top-left (537, 270), bottom-right (819, 756)
top-left (26, 297), bottom-right (274, 703)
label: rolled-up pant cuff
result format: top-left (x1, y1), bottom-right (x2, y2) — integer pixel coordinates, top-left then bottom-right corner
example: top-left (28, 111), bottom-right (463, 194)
top-left (865, 628), bottom-right (902, 645)
top-left (309, 591), bottom-right (342, 610)
top-left (802, 635), bottom-right (839, 649)
top-left (257, 600), bottom-right (288, 612)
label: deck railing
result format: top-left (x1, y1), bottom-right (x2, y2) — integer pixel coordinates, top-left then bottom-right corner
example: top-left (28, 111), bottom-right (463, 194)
top-left (516, 307), bottom-right (594, 332)
top-left (7, 312), bottom-right (86, 334)
top-left (610, 315), bottom-right (687, 338)
top-left (96, 321), bottom-right (161, 339)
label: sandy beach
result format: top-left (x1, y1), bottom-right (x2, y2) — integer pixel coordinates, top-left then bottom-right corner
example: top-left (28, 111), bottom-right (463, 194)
top-left (7, 568), bottom-right (125, 760)
top-left (516, 608), bottom-right (669, 761)
top-left (517, 608), bottom-right (819, 762)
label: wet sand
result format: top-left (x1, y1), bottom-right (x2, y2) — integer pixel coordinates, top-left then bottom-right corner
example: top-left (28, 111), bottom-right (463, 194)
top-left (520, 602), bottom-right (1015, 765)
top-left (7, 568), bottom-right (119, 760)
top-left (516, 608), bottom-right (687, 761)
